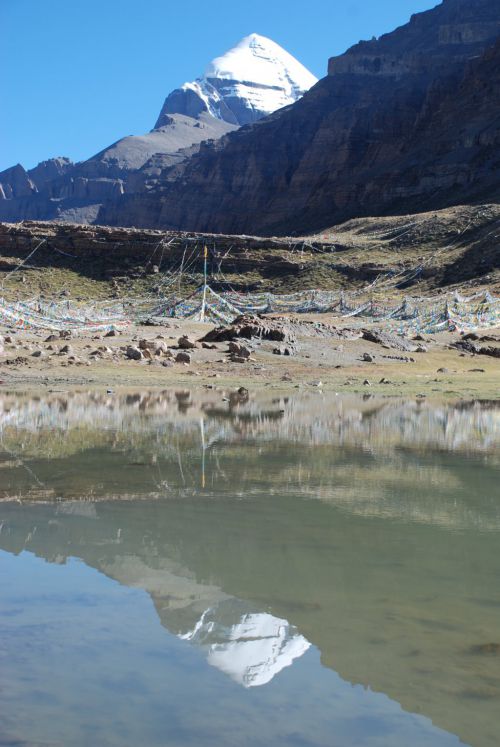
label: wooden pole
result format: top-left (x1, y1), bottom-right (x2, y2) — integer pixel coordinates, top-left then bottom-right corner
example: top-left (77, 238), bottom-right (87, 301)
top-left (200, 245), bottom-right (208, 323)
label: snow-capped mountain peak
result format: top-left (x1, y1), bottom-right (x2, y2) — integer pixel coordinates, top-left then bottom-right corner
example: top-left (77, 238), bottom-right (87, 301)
top-left (155, 34), bottom-right (318, 129)
top-left (205, 33), bottom-right (317, 91)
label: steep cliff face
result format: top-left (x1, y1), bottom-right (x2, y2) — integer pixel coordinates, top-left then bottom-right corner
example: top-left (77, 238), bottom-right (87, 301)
top-left (100, 0), bottom-right (500, 235)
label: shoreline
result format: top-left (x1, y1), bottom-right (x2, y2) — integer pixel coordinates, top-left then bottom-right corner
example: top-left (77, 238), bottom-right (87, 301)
top-left (1, 316), bottom-right (499, 400)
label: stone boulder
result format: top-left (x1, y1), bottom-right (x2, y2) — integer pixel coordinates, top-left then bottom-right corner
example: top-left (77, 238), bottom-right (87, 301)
top-left (201, 315), bottom-right (292, 343)
top-left (228, 341), bottom-right (251, 359)
top-left (362, 329), bottom-right (420, 353)
top-left (126, 346), bottom-right (143, 360)
top-left (178, 335), bottom-right (197, 349)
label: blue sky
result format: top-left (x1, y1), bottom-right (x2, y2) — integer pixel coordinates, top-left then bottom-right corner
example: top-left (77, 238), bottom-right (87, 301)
top-left (1, 0), bottom-right (437, 172)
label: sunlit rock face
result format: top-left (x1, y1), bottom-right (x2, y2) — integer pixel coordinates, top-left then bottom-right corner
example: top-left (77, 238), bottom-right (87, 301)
top-left (179, 600), bottom-right (311, 687)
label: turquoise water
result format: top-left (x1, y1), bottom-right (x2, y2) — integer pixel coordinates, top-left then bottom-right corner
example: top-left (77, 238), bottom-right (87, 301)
top-left (0, 391), bottom-right (499, 747)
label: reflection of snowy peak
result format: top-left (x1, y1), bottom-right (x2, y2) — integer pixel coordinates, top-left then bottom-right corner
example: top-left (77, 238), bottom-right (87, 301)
top-left (101, 556), bottom-right (309, 687)
top-left (155, 34), bottom-right (318, 128)
top-left (180, 601), bottom-right (311, 687)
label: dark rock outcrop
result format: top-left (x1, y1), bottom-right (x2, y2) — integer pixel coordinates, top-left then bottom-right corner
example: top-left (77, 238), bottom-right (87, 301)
top-left (452, 339), bottom-right (500, 357)
top-left (0, 164), bottom-right (36, 200)
top-left (100, 0), bottom-right (500, 235)
top-left (201, 315), bottom-right (293, 343)
top-left (0, 158), bottom-right (73, 201)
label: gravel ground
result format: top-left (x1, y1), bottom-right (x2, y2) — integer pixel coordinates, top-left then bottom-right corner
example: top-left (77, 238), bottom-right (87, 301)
top-left (1, 315), bottom-right (499, 400)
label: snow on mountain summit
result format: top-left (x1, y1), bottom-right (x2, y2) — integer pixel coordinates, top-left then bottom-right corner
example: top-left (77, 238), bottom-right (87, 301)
top-left (205, 33), bottom-right (317, 93)
top-left (155, 34), bottom-right (318, 129)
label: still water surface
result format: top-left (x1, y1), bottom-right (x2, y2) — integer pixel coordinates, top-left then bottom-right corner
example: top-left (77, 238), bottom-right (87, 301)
top-left (0, 391), bottom-right (499, 747)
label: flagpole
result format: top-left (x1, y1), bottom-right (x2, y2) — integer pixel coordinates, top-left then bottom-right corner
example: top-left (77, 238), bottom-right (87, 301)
top-left (200, 417), bottom-right (206, 490)
top-left (200, 245), bottom-right (208, 323)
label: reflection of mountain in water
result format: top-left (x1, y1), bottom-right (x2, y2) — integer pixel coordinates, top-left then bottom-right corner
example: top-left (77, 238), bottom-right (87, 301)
top-left (1, 485), bottom-right (500, 747)
top-left (1, 391), bottom-right (500, 743)
top-left (179, 601), bottom-right (310, 688)
top-left (99, 551), bottom-right (310, 687)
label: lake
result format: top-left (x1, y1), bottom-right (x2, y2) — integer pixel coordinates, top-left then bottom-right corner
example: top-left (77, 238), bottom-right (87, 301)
top-left (0, 390), bottom-right (499, 747)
